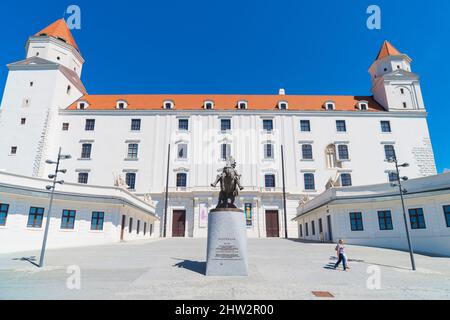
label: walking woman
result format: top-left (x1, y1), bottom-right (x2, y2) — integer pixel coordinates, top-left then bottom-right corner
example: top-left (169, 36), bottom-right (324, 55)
top-left (334, 239), bottom-right (348, 271)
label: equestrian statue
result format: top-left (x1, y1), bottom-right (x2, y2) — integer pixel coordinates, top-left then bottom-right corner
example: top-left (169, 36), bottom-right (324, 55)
top-left (210, 157), bottom-right (244, 208)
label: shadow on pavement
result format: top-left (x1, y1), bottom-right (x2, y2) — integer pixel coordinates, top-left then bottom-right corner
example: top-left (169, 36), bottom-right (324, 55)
top-left (12, 256), bottom-right (39, 267)
top-left (172, 258), bottom-right (206, 275)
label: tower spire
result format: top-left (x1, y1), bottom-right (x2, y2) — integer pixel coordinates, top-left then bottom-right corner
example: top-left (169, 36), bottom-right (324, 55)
top-left (34, 19), bottom-right (79, 51)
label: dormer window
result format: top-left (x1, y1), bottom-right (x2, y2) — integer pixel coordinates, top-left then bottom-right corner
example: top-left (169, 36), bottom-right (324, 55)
top-left (116, 100), bottom-right (128, 109)
top-left (278, 101), bottom-right (288, 110)
top-left (238, 101), bottom-right (248, 110)
top-left (324, 101), bottom-right (335, 110)
top-left (57, 37), bottom-right (67, 44)
top-left (357, 101), bottom-right (369, 111)
top-left (163, 100), bottom-right (174, 109)
top-left (204, 101), bottom-right (214, 110)
top-left (77, 101), bottom-right (89, 110)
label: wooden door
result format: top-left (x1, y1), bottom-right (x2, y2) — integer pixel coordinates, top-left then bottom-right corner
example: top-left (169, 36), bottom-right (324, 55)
top-left (265, 210), bottom-right (280, 237)
top-left (172, 210), bottom-right (186, 237)
top-left (120, 215), bottom-right (126, 240)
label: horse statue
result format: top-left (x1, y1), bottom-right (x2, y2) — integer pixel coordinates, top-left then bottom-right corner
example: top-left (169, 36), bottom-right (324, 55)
top-left (211, 157), bottom-right (244, 208)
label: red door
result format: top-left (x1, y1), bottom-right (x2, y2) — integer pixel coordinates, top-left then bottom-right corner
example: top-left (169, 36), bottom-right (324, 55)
top-left (172, 210), bottom-right (186, 237)
top-left (265, 210), bottom-right (280, 237)
top-left (120, 215), bottom-right (126, 240)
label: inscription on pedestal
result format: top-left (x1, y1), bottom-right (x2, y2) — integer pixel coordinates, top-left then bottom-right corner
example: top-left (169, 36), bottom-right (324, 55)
top-left (214, 239), bottom-right (242, 260)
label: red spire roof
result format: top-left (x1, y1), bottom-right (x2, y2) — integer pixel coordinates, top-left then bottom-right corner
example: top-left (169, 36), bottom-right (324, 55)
top-left (34, 19), bottom-right (79, 50)
top-left (376, 40), bottom-right (401, 60)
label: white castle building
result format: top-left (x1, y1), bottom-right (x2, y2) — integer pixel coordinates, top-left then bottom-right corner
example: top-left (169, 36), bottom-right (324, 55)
top-left (0, 19), bottom-right (438, 241)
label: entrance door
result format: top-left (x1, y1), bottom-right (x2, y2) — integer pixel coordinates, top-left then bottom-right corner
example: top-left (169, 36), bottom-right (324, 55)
top-left (172, 210), bottom-right (186, 237)
top-left (120, 215), bottom-right (126, 240)
top-left (265, 210), bottom-right (280, 237)
top-left (327, 215), bottom-right (333, 242)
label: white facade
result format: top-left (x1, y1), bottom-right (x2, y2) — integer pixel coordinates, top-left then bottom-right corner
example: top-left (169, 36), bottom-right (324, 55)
top-left (0, 21), bottom-right (438, 239)
top-left (0, 171), bottom-right (158, 254)
top-left (294, 173), bottom-right (450, 257)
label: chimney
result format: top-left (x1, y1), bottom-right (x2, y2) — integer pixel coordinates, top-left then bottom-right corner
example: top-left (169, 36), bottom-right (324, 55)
top-left (279, 88), bottom-right (286, 95)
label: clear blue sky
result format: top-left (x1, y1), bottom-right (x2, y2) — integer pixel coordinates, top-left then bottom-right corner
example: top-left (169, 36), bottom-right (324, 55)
top-left (1, 0), bottom-right (449, 172)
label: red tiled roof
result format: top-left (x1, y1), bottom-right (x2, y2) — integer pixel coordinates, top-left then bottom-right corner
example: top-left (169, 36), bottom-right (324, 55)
top-left (34, 19), bottom-right (79, 51)
top-left (376, 40), bottom-right (401, 60)
top-left (67, 94), bottom-right (385, 112)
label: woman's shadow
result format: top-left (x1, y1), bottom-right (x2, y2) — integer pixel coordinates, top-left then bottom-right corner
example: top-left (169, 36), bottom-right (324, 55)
top-left (172, 258), bottom-right (206, 275)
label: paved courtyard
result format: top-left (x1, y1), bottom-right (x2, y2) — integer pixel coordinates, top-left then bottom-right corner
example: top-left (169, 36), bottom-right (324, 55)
top-left (0, 238), bottom-right (449, 300)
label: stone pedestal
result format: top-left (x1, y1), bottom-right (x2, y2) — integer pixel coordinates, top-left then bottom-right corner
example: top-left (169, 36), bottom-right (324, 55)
top-left (205, 208), bottom-right (248, 276)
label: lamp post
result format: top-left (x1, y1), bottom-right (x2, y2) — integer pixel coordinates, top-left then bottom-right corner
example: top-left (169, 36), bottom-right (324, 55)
top-left (39, 147), bottom-right (71, 268)
top-left (388, 157), bottom-right (416, 271)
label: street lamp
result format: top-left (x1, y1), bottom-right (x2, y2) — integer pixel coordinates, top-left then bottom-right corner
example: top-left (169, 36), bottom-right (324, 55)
top-left (387, 157), bottom-right (416, 271)
top-left (39, 147), bottom-right (71, 268)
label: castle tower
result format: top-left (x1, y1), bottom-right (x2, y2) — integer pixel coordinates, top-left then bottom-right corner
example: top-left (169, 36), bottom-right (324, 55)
top-left (369, 41), bottom-right (426, 112)
top-left (0, 19), bottom-right (86, 177)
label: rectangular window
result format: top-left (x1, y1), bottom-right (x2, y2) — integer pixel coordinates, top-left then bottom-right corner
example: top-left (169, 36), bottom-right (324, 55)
top-left (61, 209), bottom-right (76, 230)
top-left (299, 224), bottom-right (303, 237)
top-left (85, 119), bottom-right (95, 131)
top-left (336, 120), bottom-right (347, 132)
top-left (129, 217), bottom-right (133, 233)
top-left (0, 203), bottom-right (9, 226)
top-left (178, 119), bottom-right (189, 131)
top-left (263, 119), bottom-right (273, 132)
top-left (176, 173), bottom-right (187, 187)
top-left (125, 173), bottom-right (136, 190)
top-left (127, 143), bottom-right (139, 159)
top-left (10, 146), bottom-right (17, 155)
top-left (302, 144), bottom-right (313, 160)
top-left (338, 145), bottom-right (349, 160)
top-left (144, 222), bottom-right (147, 235)
top-left (221, 143), bottom-right (231, 160)
top-left (91, 211), bottom-right (104, 231)
top-left (304, 173), bottom-right (315, 190)
top-left (300, 120), bottom-right (311, 132)
top-left (349, 212), bottom-right (364, 231)
top-left (444, 205), bottom-right (450, 228)
top-left (62, 123), bottom-right (69, 131)
top-left (311, 220), bottom-right (315, 235)
top-left (381, 121), bottom-right (391, 133)
top-left (27, 207), bottom-right (44, 228)
top-left (20, 118), bottom-right (26, 125)
top-left (78, 172), bottom-right (89, 184)
top-left (318, 218), bottom-right (323, 233)
top-left (131, 119), bottom-right (141, 131)
top-left (378, 210), bottom-right (393, 230)
top-left (264, 144), bottom-right (274, 159)
top-left (408, 208), bottom-right (426, 229)
top-left (340, 173), bottom-right (352, 187)
top-left (137, 220), bottom-right (140, 234)
top-left (265, 174), bottom-right (276, 188)
top-left (221, 119), bottom-right (231, 131)
top-left (81, 143), bottom-right (92, 159)
top-left (384, 145), bottom-right (396, 161)
top-left (305, 223), bottom-right (309, 236)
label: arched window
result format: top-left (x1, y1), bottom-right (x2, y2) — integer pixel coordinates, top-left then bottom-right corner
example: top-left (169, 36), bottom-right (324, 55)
top-left (324, 101), bottom-right (335, 110)
top-left (278, 101), bottom-right (288, 110)
top-left (237, 100), bottom-right (248, 109)
top-left (116, 100), bottom-right (128, 109)
top-left (204, 100), bottom-right (214, 109)
top-left (163, 100), bottom-right (174, 109)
